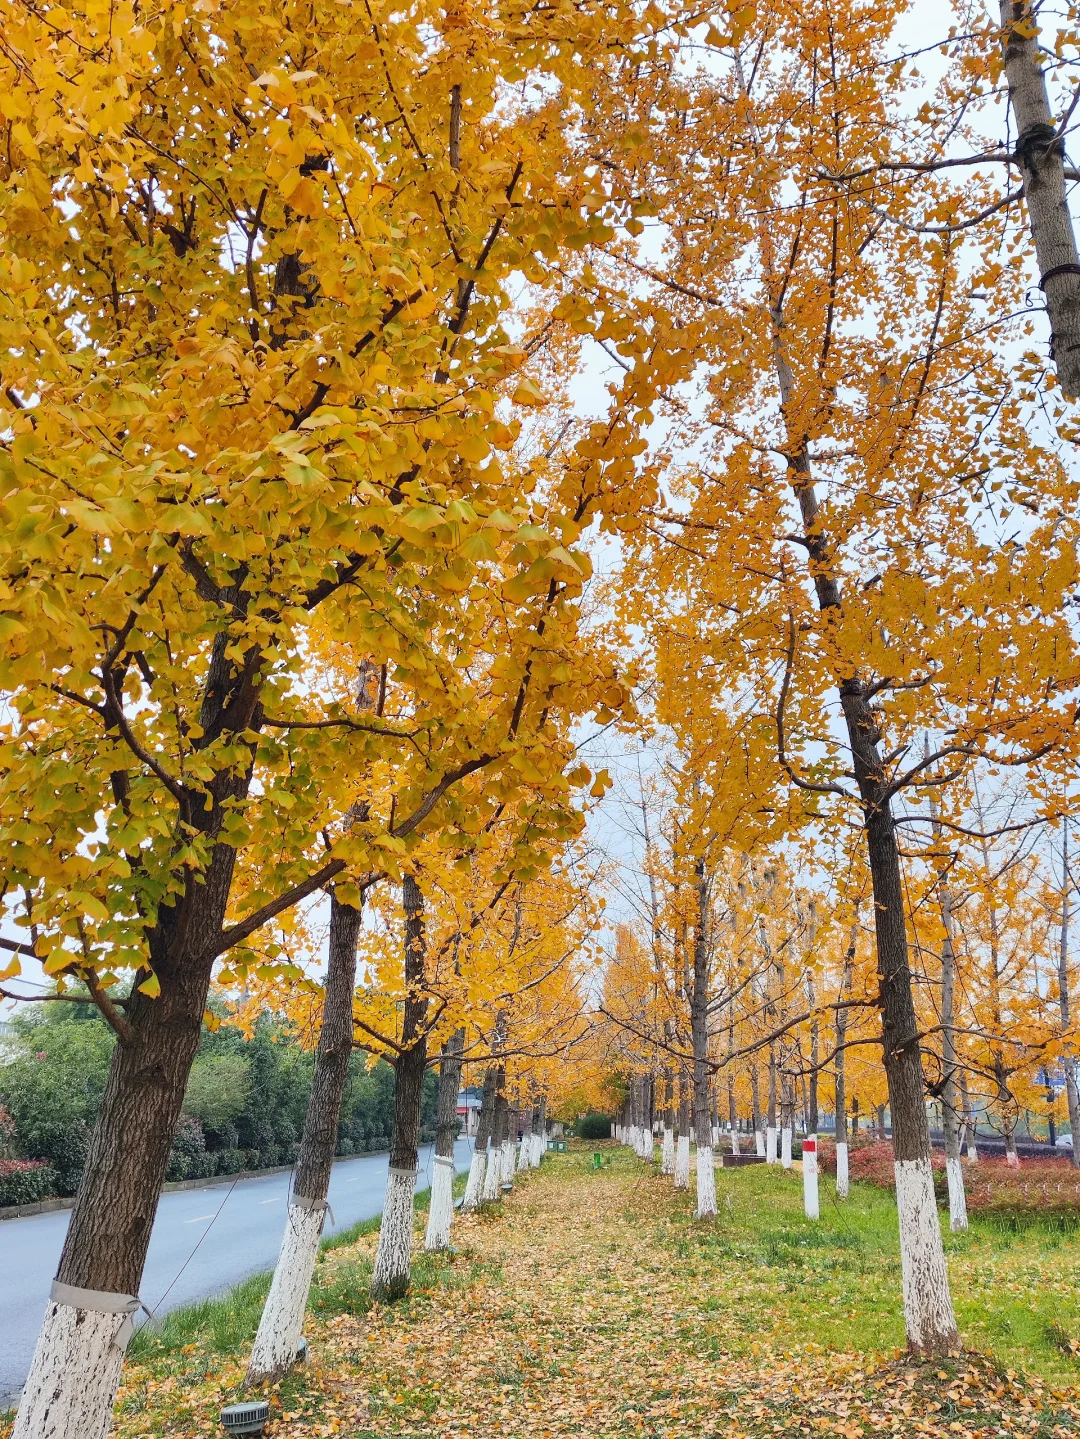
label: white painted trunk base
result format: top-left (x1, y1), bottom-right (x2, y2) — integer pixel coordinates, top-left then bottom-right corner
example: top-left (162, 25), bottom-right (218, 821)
top-left (766, 1126), bottom-right (778, 1164)
top-left (675, 1134), bottom-right (691, 1190)
top-left (802, 1136), bottom-right (819, 1220)
top-left (695, 1145), bottom-right (717, 1218)
top-left (248, 1201), bottom-right (325, 1381)
top-left (755, 1130), bottom-right (766, 1158)
top-left (462, 1148), bottom-right (486, 1211)
top-left (836, 1141), bottom-right (849, 1199)
top-left (482, 1146), bottom-right (500, 1202)
top-left (966, 1137), bottom-right (978, 1162)
top-left (516, 1137), bottom-right (528, 1171)
top-left (781, 1127), bottom-right (793, 1169)
top-left (424, 1156), bottom-right (455, 1251)
top-left (730, 1126), bottom-right (741, 1157)
top-left (945, 1155), bottom-right (968, 1233)
top-left (661, 1126), bottom-right (675, 1175)
top-left (13, 1296), bottom-right (130, 1439)
top-left (1005, 1148), bottom-right (1020, 1169)
top-left (643, 1129), bottom-right (655, 1163)
top-left (531, 1132), bottom-right (544, 1166)
top-left (371, 1167), bottom-right (417, 1300)
top-left (499, 1139), bottom-right (515, 1188)
top-left (894, 1157), bottom-right (959, 1353)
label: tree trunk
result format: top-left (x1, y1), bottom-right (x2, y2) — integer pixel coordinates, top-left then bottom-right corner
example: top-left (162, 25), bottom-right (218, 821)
top-left (533, 1095), bottom-right (547, 1165)
top-left (371, 875), bottom-right (428, 1302)
top-left (517, 1104), bottom-right (533, 1172)
top-left (935, 867), bottom-right (968, 1231)
top-left (675, 1068), bottom-right (691, 1191)
top-left (463, 1066), bottom-right (496, 1210)
top-left (728, 1074), bottom-right (740, 1156)
top-left (691, 860), bottom-right (716, 1218)
top-left (425, 1029), bottom-right (465, 1251)
top-left (248, 891), bottom-right (363, 1381)
top-left (499, 1089), bottom-right (515, 1189)
top-left (751, 1064), bottom-right (765, 1156)
top-left (15, 839), bottom-right (241, 1439)
top-left (767, 297), bottom-right (959, 1351)
top-left (998, 0), bottom-right (1080, 397)
top-left (766, 1046), bottom-right (779, 1163)
top-left (835, 927), bottom-right (855, 1200)
top-left (959, 1072), bottom-right (978, 1161)
top-left (780, 1071), bottom-right (794, 1169)
top-left (1058, 823), bottom-right (1080, 1167)
top-left (661, 1066), bottom-right (675, 1174)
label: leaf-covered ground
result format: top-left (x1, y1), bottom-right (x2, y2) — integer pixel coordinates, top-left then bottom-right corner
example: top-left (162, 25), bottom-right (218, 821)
top-left (20, 1146), bottom-right (1080, 1438)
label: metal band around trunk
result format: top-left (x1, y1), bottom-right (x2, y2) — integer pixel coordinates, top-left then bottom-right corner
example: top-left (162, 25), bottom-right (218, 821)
top-left (432, 1154), bottom-right (455, 1168)
top-left (388, 1165), bottom-right (417, 1178)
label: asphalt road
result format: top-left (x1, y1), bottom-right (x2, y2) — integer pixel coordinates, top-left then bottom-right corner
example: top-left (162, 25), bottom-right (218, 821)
top-left (0, 1135), bottom-right (474, 1405)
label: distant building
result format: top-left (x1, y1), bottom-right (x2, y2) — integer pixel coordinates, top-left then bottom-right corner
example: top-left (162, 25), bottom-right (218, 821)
top-left (456, 1086), bottom-right (483, 1135)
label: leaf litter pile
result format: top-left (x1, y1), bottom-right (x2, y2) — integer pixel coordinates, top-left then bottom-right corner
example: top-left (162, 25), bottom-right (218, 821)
top-left (96, 1148), bottom-right (1079, 1439)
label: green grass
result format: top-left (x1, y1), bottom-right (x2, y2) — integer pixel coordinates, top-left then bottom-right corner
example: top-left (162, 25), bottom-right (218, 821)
top-left (127, 1169), bottom-right (469, 1362)
top-left (657, 1161), bottom-right (1080, 1383)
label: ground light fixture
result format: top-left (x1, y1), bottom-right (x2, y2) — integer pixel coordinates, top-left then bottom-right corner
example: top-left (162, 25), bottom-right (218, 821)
top-left (220, 1400), bottom-right (270, 1435)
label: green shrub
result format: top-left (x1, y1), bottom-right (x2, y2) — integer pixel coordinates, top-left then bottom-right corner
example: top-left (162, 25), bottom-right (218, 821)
top-left (0, 1157), bottom-right (59, 1206)
top-left (577, 1113), bottom-right (612, 1140)
top-left (0, 1007), bottom-right (114, 1194)
top-left (182, 1053), bottom-right (251, 1138)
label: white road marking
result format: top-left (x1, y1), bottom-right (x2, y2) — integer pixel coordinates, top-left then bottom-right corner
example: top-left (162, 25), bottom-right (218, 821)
top-left (259, 1197), bottom-right (281, 1205)
top-left (183, 1215), bottom-right (215, 1224)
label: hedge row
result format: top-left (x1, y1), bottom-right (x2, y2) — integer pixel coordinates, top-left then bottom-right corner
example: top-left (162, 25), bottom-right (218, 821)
top-left (0, 1157), bottom-right (60, 1207)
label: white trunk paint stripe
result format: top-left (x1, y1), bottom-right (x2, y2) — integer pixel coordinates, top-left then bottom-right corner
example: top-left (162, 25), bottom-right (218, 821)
top-left (424, 1156), bottom-right (454, 1252)
top-left (836, 1141), bottom-right (849, 1199)
top-left (695, 1145), bottom-right (717, 1218)
top-left (802, 1135), bottom-right (819, 1220)
top-left (945, 1154), bottom-right (968, 1233)
top-left (372, 1167), bottom-right (417, 1299)
top-left (247, 1200), bottom-right (326, 1382)
top-left (674, 1134), bottom-right (691, 1190)
top-left (894, 1157), bottom-right (958, 1352)
top-left (13, 1300), bottom-right (129, 1439)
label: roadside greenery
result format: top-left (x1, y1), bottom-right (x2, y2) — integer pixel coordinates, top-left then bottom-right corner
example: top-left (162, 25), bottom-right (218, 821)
top-left (0, 1005), bottom-right (436, 1198)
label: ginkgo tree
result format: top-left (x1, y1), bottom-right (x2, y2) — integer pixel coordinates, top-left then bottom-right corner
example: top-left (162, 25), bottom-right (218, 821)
top-left (0, 0), bottom-right (655, 1432)
top-left (577, 0), bottom-right (1080, 1354)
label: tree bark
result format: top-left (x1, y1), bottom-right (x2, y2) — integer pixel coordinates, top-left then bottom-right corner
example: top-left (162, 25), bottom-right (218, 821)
top-left (248, 891), bottom-right (363, 1380)
top-left (936, 869), bottom-right (969, 1230)
top-left (751, 1064), bottom-right (765, 1156)
top-left (1058, 823), bottom-right (1080, 1166)
top-left (425, 1028), bottom-right (465, 1250)
top-left (691, 860), bottom-right (716, 1216)
top-left (780, 1071), bottom-right (794, 1169)
top-left (998, 0), bottom-right (1080, 397)
top-left (835, 926), bottom-right (855, 1199)
top-left (372, 875), bottom-right (428, 1301)
top-left (463, 1065), bottom-right (496, 1210)
top-left (661, 1066), bottom-right (675, 1174)
top-left (675, 1068), bottom-right (691, 1190)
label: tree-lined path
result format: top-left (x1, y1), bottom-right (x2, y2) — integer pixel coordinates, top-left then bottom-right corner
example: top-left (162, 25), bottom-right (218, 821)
top-left (98, 1147), bottom-right (1080, 1439)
